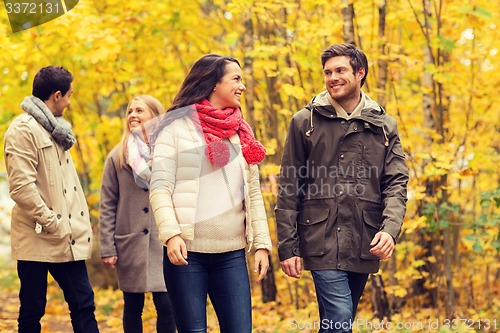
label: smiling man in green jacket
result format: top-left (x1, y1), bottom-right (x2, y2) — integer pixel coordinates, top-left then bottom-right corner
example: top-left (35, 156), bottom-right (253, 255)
top-left (276, 44), bottom-right (409, 333)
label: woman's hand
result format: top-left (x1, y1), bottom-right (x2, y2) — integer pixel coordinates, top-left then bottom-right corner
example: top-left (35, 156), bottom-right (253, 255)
top-left (254, 249), bottom-right (270, 283)
top-left (166, 235), bottom-right (188, 265)
top-left (102, 256), bottom-right (118, 269)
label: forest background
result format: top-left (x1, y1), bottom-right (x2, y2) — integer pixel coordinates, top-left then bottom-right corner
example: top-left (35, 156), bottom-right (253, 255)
top-left (0, 0), bottom-right (499, 332)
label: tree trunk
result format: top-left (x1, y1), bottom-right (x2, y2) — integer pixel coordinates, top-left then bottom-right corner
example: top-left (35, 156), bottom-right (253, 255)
top-left (370, 274), bottom-right (391, 320)
top-left (408, 0), bottom-right (435, 305)
top-left (422, 8), bottom-right (435, 133)
top-left (486, 264), bottom-right (492, 309)
top-left (377, 0), bottom-right (388, 108)
top-left (442, 202), bottom-right (455, 318)
top-left (261, 254), bottom-right (277, 303)
top-left (341, 0), bottom-right (355, 44)
top-left (241, 11), bottom-right (256, 130)
top-left (418, 0), bottom-right (455, 317)
top-left (253, 14), bottom-right (283, 164)
top-left (264, 73), bottom-right (283, 165)
top-left (240, 10), bottom-right (277, 302)
top-left (387, 255), bottom-right (405, 311)
top-left (368, 0), bottom-right (392, 320)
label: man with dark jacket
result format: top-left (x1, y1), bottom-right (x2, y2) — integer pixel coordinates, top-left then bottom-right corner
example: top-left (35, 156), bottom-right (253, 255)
top-left (4, 66), bottom-right (100, 333)
top-left (276, 44), bottom-right (409, 332)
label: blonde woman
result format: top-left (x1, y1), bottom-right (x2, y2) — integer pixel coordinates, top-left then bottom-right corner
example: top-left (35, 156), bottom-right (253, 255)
top-left (99, 95), bottom-right (176, 333)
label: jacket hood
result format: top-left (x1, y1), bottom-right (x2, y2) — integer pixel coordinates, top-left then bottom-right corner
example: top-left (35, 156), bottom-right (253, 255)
top-left (306, 90), bottom-right (386, 126)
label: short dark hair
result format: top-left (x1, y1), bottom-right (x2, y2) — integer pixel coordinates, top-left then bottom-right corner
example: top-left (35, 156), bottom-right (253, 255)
top-left (32, 66), bottom-right (73, 101)
top-left (169, 54), bottom-right (241, 111)
top-left (321, 44), bottom-right (368, 87)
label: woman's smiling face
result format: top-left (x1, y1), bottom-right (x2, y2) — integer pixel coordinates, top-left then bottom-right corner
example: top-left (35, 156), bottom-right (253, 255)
top-left (127, 99), bottom-right (154, 131)
top-left (208, 61), bottom-right (246, 110)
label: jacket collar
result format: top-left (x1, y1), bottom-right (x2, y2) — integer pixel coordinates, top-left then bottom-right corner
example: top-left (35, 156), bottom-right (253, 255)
top-left (307, 91), bottom-right (385, 127)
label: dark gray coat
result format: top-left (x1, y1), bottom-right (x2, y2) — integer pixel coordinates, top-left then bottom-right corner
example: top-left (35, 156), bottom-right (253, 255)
top-left (99, 146), bottom-right (166, 292)
top-left (276, 92), bottom-right (409, 273)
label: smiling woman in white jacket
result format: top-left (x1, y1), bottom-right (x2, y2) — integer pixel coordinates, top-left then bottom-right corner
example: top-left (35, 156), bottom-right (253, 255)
top-left (149, 54), bottom-right (272, 333)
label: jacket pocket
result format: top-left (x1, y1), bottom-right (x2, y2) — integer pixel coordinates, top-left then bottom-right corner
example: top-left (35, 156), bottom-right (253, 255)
top-left (37, 140), bottom-right (55, 187)
top-left (115, 233), bottom-right (148, 271)
top-left (297, 206), bottom-right (331, 257)
top-left (39, 218), bottom-right (70, 245)
top-left (360, 209), bottom-right (382, 260)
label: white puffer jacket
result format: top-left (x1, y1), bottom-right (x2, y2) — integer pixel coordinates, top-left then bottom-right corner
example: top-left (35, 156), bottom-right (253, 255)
top-left (150, 116), bottom-right (272, 253)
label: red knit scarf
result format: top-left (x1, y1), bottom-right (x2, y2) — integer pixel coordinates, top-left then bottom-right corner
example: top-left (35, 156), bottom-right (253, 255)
top-left (193, 99), bottom-right (266, 167)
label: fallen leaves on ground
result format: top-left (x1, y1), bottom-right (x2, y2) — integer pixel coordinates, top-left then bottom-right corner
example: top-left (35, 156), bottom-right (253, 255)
top-left (1, 259), bottom-right (499, 332)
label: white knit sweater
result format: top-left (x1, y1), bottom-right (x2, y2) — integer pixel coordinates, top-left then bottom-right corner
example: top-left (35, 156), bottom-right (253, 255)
top-left (186, 139), bottom-right (247, 253)
top-left (150, 115), bottom-right (272, 253)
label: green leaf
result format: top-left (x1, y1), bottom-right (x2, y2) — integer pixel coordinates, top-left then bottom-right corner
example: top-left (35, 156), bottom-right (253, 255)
top-left (459, 5), bottom-right (493, 18)
top-left (472, 240), bottom-right (483, 253)
top-left (438, 36), bottom-right (456, 52)
top-left (464, 234), bottom-right (476, 242)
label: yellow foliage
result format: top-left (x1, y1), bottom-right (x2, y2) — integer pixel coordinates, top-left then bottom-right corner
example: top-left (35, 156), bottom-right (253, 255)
top-left (427, 256), bottom-right (437, 264)
top-left (403, 215), bottom-right (427, 234)
top-left (259, 163), bottom-right (281, 179)
top-left (0, 0), bottom-right (499, 331)
top-left (263, 138), bottom-right (278, 156)
top-left (412, 260), bottom-right (426, 268)
top-left (386, 285), bottom-right (408, 298)
top-left (281, 83), bottom-right (307, 101)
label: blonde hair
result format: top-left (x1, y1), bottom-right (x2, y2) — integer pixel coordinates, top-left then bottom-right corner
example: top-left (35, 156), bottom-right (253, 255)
top-left (118, 94), bottom-right (166, 168)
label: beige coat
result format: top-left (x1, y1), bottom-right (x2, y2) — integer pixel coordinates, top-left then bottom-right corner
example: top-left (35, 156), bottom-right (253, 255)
top-left (150, 116), bottom-right (272, 253)
top-left (99, 146), bottom-right (167, 292)
top-left (4, 113), bottom-right (93, 262)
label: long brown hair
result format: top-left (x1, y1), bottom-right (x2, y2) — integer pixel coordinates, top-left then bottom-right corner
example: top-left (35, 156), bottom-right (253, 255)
top-left (168, 54), bottom-right (241, 111)
top-left (118, 95), bottom-right (166, 168)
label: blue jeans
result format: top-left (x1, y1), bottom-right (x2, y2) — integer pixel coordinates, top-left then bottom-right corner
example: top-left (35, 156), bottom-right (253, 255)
top-left (17, 260), bottom-right (99, 333)
top-left (163, 249), bottom-right (252, 333)
top-left (311, 270), bottom-right (369, 333)
top-left (123, 291), bottom-right (176, 333)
